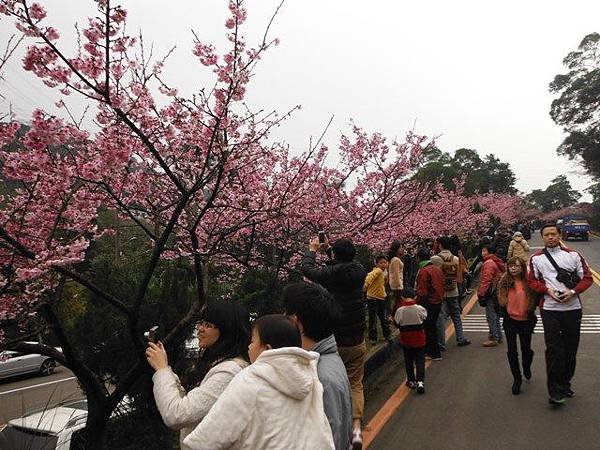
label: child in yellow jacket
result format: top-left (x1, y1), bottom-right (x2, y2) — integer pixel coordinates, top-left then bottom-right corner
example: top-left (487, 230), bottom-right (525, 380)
top-left (364, 255), bottom-right (390, 344)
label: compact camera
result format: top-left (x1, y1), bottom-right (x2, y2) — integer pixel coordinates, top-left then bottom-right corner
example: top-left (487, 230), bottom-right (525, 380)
top-left (144, 326), bottom-right (159, 344)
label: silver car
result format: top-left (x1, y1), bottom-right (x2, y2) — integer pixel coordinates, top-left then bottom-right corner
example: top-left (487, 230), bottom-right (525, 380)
top-left (0, 346), bottom-right (57, 380)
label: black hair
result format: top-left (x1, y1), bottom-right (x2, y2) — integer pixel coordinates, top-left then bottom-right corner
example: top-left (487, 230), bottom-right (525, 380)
top-left (375, 254), bottom-right (388, 263)
top-left (401, 287), bottom-right (416, 299)
top-left (482, 243), bottom-right (496, 254)
top-left (437, 235), bottom-right (452, 251)
top-left (388, 240), bottom-right (402, 260)
top-left (253, 314), bottom-right (301, 349)
top-left (282, 282), bottom-right (340, 342)
top-left (185, 299), bottom-right (250, 389)
top-left (416, 247), bottom-right (431, 261)
top-left (449, 235), bottom-right (462, 256)
top-left (540, 222), bottom-right (561, 236)
top-left (331, 238), bottom-right (356, 262)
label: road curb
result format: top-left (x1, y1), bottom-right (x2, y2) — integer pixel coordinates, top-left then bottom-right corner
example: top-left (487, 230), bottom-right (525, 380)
top-left (364, 338), bottom-right (401, 379)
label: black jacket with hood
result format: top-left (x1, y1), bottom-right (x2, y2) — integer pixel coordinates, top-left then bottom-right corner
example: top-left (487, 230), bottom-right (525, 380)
top-left (301, 251), bottom-right (367, 346)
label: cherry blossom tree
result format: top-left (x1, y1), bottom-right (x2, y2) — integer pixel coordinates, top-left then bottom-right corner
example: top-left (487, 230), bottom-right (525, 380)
top-left (0, 0), bottom-right (314, 444)
top-left (0, 0), bottom-right (523, 444)
top-left (475, 193), bottom-right (531, 226)
top-left (0, 0), bottom-right (439, 444)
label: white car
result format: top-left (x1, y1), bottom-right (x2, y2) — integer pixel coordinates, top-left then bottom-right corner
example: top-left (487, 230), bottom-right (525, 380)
top-left (0, 397), bottom-right (132, 449)
top-left (0, 399), bottom-right (88, 450)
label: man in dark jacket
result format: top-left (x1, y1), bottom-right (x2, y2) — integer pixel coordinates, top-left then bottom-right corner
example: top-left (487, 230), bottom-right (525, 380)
top-left (415, 247), bottom-right (445, 360)
top-left (402, 245), bottom-right (418, 289)
top-left (283, 282), bottom-right (352, 450)
top-left (301, 237), bottom-right (366, 449)
top-left (493, 226), bottom-right (513, 262)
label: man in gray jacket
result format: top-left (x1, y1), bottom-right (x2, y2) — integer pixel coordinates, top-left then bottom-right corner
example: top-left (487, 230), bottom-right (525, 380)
top-left (283, 281), bottom-right (352, 450)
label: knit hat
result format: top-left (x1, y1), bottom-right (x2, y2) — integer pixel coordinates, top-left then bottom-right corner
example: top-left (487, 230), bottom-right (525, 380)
top-left (513, 231), bottom-right (523, 238)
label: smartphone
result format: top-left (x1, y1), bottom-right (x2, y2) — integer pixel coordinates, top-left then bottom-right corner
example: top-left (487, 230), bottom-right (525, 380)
top-left (318, 230), bottom-right (326, 244)
top-left (144, 326), bottom-right (159, 344)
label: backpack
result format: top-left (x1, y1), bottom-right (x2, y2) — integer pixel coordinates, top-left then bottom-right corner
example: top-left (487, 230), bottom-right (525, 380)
top-left (440, 255), bottom-right (458, 292)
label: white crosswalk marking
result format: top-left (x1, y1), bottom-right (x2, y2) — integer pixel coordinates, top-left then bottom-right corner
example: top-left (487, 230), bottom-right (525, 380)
top-left (461, 315), bottom-right (600, 334)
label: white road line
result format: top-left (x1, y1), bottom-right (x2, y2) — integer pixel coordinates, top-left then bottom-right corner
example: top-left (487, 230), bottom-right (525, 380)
top-left (461, 314), bottom-right (600, 333)
top-left (0, 376), bottom-right (77, 396)
top-left (463, 329), bottom-right (600, 334)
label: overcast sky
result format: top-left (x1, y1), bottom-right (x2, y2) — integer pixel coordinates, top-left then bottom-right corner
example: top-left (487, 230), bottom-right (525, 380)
top-left (1, 0), bottom-right (598, 200)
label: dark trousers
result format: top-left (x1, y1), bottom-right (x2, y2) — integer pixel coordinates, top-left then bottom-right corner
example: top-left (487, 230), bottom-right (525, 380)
top-left (367, 298), bottom-right (390, 341)
top-left (541, 309), bottom-right (582, 398)
top-left (403, 346), bottom-right (425, 382)
top-left (423, 302), bottom-right (441, 358)
top-left (503, 317), bottom-right (536, 381)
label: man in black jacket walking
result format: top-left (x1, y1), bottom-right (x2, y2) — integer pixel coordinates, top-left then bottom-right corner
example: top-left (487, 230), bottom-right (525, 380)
top-left (301, 237), bottom-right (367, 450)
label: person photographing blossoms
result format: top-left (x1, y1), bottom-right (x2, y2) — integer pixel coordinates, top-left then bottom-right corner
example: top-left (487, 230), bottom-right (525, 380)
top-left (301, 236), bottom-right (367, 450)
top-left (146, 300), bottom-right (250, 450)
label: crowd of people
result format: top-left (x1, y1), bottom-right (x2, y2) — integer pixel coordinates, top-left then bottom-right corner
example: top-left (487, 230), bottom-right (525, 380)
top-left (143, 221), bottom-right (593, 450)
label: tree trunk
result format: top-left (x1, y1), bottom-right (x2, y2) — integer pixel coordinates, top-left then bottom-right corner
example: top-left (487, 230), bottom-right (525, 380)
top-left (82, 398), bottom-right (111, 450)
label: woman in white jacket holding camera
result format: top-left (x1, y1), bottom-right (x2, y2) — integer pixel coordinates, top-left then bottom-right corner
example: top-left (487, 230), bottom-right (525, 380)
top-left (146, 300), bottom-right (250, 450)
top-left (183, 314), bottom-right (334, 450)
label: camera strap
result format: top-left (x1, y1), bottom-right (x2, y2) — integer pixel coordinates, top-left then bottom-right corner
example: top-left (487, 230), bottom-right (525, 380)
top-left (543, 248), bottom-right (580, 290)
top-left (542, 248), bottom-right (567, 274)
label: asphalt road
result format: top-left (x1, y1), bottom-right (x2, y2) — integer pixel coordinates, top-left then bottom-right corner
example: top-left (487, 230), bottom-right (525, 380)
top-left (366, 233), bottom-right (600, 450)
top-left (0, 366), bottom-right (83, 425)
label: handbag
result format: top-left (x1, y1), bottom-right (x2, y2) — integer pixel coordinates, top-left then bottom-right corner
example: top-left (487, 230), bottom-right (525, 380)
top-left (543, 249), bottom-right (581, 289)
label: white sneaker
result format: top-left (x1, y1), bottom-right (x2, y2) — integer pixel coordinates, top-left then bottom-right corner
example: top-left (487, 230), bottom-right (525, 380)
top-left (417, 382), bottom-right (425, 394)
top-left (351, 428), bottom-right (363, 450)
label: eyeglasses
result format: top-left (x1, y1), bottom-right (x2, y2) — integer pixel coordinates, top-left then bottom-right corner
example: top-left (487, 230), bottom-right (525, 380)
top-left (197, 320), bottom-right (217, 329)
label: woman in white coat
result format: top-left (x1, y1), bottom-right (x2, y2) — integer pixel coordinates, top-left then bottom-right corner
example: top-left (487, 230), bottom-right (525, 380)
top-left (146, 300), bottom-right (250, 450)
top-left (183, 314), bottom-right (335, 450)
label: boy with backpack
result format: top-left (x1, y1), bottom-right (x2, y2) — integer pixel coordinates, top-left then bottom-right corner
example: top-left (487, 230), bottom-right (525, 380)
top-left (433, 236), bottom-right (471, 350)
top-left (394, 287), bottom-right (427, 394)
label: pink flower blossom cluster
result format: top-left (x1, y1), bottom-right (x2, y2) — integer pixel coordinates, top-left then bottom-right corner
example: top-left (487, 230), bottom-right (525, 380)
top-left (0, 0), bottom-right (529, 335)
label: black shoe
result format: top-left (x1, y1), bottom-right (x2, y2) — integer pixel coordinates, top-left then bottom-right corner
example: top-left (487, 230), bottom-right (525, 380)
top-left (548, 396), bottom-right (566, 406)
top-left (512, 379), bottom-right (522, 395)
top-left (457, 339), bottom-right (471, 347)
top-left (417, 382), bottom-right (425, 394)
top-left (523, 366), bottom-right (532, 381)
top-left (565, 389), bottom-right (575, 398)
top-left (405, 381), bottom-right (416, 389)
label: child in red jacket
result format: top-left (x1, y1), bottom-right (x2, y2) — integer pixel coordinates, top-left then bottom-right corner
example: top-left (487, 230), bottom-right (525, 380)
top-left (394, 287), bottom-right (428, 394)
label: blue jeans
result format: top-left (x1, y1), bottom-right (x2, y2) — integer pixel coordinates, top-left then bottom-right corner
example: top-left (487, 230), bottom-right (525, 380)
top-left (485, 301), bottom-right (502, 341)
top-left (437, 296), bottom-right (467, 346)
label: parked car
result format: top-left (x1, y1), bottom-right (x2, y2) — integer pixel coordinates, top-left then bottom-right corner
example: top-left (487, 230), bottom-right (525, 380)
top-left (0, 342), bottom-right (59, 380)
top-left (0, 399), bottom-right (88, 450)
top-left (0, 397), bottom-right (132, 450)
top-left (562, 218), bottom-right (590, 241)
